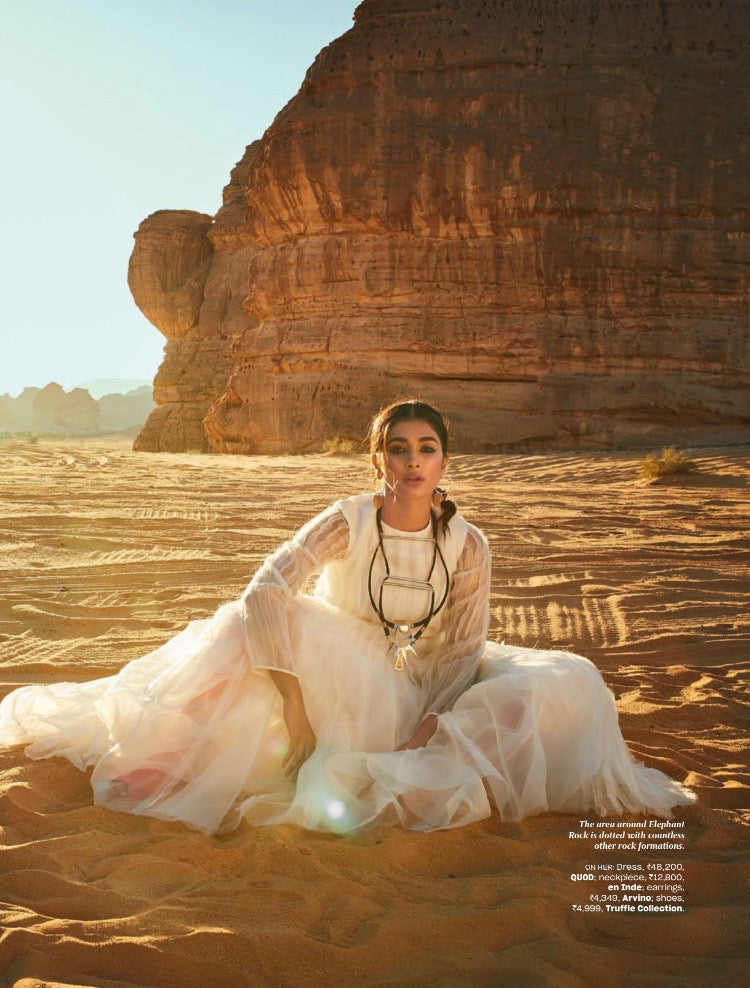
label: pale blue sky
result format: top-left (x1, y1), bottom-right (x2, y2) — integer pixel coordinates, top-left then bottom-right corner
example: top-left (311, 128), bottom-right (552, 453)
top-left (0, 0), bottom-right (357, 397)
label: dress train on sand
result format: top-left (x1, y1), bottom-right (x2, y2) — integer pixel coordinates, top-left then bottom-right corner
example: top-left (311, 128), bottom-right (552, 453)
top-left (0, 494), bottom-right (695, 834)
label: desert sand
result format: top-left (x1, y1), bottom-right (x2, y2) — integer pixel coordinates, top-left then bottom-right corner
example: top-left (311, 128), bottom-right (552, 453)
top-left (0, 437), bottom-right (747, 987)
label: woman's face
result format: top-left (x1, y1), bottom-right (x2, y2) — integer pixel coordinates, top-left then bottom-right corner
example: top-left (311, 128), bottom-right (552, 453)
top-left (372, 418), bottom-right (448, 500)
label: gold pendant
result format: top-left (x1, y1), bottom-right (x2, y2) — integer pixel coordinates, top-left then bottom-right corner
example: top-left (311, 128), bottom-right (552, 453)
top-left (392, 640), bottom-right (417, 671)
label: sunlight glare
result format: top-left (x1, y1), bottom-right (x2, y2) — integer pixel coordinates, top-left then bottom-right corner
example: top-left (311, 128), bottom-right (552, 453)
top-left (325, 798), bottom-right (346, 821)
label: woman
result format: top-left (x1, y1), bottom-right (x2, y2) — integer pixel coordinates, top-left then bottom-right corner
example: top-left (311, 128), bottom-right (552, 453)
top-left (0, 399), bottom-right (695, 834)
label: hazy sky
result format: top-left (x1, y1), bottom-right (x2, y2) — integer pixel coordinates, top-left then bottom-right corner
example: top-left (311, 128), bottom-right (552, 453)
top-left (1, 0), bottom-right (357, 397)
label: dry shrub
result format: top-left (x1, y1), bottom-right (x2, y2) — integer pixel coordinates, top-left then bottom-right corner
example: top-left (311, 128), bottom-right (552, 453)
top-left (638, 446), bottom-right (697, 482)
top-left (321, 436), bottom-right (356, 455)
top-left (0, 432), bottom-right (40, 445)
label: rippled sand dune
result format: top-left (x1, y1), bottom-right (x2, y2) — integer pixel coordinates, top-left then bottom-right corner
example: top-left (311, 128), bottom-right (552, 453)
top-left (0, 438), bottom-right (747, 986)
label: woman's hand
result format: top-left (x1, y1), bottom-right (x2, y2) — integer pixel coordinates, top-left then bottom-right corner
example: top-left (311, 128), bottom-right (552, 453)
top-left (281, 690), bottom-right (317, 778)
top-left (269, 670), bottom-right (317, 778)
top-left (398, 713), bottom-right (438, 751)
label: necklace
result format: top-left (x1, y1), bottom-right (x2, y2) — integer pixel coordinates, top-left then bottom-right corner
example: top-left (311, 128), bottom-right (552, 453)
top-left (367, 507), bottom-right (450, 670)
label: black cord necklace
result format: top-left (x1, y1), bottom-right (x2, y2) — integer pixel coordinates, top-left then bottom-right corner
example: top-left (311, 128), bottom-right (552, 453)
top-left (367, 506), bottom-right (450, 669)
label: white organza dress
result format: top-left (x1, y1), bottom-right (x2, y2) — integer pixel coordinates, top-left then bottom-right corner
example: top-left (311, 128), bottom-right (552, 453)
top-left (0, 493), bottom-right (695, 834)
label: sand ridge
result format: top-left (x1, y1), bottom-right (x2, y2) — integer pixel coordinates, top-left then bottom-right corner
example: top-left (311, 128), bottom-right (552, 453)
top-left (0, 438), bottom-right (747, 986)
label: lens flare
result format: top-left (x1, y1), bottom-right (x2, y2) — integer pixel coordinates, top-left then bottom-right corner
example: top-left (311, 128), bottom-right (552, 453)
top-left (324, 798), bottom-right (346, 821)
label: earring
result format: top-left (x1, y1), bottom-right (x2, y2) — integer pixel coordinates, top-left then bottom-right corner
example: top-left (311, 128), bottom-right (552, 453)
top-left (432, 486), bottom-right (448, 507)
top-left (373, 464), bottom-right (385, 509)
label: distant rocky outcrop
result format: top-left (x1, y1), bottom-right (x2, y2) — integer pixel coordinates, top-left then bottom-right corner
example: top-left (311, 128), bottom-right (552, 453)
top-left (0, 395), bottom-right (15, 431)
top-left (98, 386), bottom-right (155, 433)
top-left (0, 384), bottom-right (154, 436)
top-left (32, 383), bottom-right (100, 434)
top-left (12, 388), bottom-right (40, 431)
top-left (76, 379), bottom-right (152, 400)
top-left (130, 0), bottom-right (750, 453)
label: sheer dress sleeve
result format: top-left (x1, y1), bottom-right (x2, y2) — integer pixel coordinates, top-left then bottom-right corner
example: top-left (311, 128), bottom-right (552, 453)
top-left (419, 525), bottom-right (491, 716)
top-left (240, 504), bottom-right (350, 676)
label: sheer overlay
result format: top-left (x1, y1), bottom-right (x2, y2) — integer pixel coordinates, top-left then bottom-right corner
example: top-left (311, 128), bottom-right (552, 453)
top-left (417, 526), bottom-right (491, 716)
top-left (241, 504), bottom-right (350, 677)
top-left (0, 493), bottom-right (695, 834)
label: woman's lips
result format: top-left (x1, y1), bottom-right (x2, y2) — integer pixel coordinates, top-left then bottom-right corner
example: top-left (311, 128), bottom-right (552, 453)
top-left (403, 476), bottom-right (424, 485)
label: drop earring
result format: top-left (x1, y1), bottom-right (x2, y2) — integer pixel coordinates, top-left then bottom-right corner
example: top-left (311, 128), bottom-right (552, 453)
top-left (373, 466), bottom-right (385, 510)
top-left (432, 486), bottom-right (448, 508)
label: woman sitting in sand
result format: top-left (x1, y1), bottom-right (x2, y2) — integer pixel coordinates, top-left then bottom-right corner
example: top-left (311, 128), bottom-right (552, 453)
top-left (0, 399), bottom-right (695, 834)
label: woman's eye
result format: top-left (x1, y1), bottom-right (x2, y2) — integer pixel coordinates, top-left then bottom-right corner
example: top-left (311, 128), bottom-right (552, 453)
top-left (386, 444), bottom-right (439, 455)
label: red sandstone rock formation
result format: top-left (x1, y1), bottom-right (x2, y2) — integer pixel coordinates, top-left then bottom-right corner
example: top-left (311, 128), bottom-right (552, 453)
top-left (129, 165), bottom-right (259, 451)
top-left (131, 0), bottom-right (750, 453)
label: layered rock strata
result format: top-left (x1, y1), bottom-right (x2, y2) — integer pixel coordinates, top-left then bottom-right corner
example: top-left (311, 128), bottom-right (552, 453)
top-left (129, 147), bottom-right (260, 452)
top-left (132, 0), bottom-right (750, 453)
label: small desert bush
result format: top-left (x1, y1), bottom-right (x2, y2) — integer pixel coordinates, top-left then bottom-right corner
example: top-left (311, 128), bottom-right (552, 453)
top-left (321, 436), bottom-right (356, 455)
top-left (0, 431), bottom-right (40, 444)
top-left (638, 446), bottom-right (697, 482)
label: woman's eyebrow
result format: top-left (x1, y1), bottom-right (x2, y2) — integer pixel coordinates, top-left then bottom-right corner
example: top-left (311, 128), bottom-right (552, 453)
top-left (387, 435), bottom-right (439, 443)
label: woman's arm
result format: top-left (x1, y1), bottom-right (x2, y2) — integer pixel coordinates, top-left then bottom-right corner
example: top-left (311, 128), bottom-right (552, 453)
top-left (241, 504), bottom-right (350, 775)
top-left (241, 504), bottom-right (349, 675)
top-left (398, 713), bottom-right (438, 750)
top-left (269, 670), bottom-right (317, 778)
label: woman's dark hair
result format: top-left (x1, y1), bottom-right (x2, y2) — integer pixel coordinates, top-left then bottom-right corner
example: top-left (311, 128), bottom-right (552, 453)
top-left (367, 398), bottom-right (457, 534)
